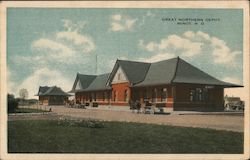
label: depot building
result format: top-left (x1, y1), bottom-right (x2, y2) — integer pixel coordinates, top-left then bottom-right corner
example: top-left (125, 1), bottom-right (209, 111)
top-left (69, 57), bottom-right (242, 111)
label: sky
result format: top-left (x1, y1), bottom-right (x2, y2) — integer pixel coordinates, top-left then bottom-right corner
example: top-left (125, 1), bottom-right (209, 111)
top-left (7, 8), bottom-right (243, 99)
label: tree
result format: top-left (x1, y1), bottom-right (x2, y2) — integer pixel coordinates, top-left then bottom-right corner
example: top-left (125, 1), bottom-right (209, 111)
top-left (7, 94), bottom-right (18, 113)
top-left (19, 88), bottom-right (28, 100)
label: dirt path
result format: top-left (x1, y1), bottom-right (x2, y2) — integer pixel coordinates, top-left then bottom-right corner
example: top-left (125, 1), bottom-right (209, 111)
top-left (11, 106), bottom-right (244, 132)
top-left (52, 106), bottom-right (244, 132)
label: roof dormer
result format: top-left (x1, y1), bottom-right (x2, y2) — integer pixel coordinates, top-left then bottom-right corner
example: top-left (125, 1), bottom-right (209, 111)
top-left (111, 66), bottom-right (128, 84)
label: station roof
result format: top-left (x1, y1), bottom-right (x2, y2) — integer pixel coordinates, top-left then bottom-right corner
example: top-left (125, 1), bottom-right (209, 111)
top-left (70, 57), bottom-right (242, 93)
top-left (36, 86), bottom-right (71, 96)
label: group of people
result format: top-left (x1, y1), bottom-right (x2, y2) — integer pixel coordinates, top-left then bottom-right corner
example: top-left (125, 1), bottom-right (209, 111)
top-left (129, 99), bottom-right (154, 114)
top-left (65, 100), bottom-right (85, 108)
top-left (129, 100), bottom-right (142, 113)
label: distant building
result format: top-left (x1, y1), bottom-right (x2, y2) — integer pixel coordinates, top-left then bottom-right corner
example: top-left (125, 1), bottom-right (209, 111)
top-left (70, 57), bottom-right (242, 111)
top-left (36, 86), bottom-right (71, 105)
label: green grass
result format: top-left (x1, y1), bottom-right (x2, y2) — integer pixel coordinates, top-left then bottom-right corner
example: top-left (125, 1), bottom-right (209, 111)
top-left (8, 120), bottom-right (243, 153)
top-left (14, 108), bottom-right (49, 113)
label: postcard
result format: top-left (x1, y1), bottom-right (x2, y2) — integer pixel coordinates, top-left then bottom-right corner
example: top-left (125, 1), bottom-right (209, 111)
top-left (0, 1), bottom-right (249, 160)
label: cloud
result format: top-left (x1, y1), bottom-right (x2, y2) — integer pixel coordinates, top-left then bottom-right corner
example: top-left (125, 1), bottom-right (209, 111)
top-left (112, 14), bottom-right (122, 21)
top-left (110, 22), bottom-right (124, 32)
top-left (119, 56), bottom-right (128, 60)
top-left (183, 31), bottom-right (241, 64)
top-left (210, 37), bottom-right (241, 64)
top-left (28, 19), bottom-right (95, 66)
top-left (31, 38), bottom-right (74, 58)
top-left (10, 19), bottom-right (96, 98)
top-left (139, 11), bottom-right (156, 26)
top-left (146, 11), bottom-right (155, 17)
top-left (139, 52), bottom-right (175, 63)
top-left (161, 35), bottom-right (203, 57)
top-left (139, 31), bottom-right (241, 65)
top-left (139, 34), bottom-right (203, 58)
top-left (110, 14), bottom-right (137, 32)
top-left (222, 77), bottom-right (242, 85)
top-left (14, 67), bottom-right (72, 99)
top-left (125, 19), bottom-right (137, 29)
top-left (62, 19), bottom-right (86, 32)
top-left (11, 55), bottom-right (49, 71)
top-left (183, 31), bottom-right (210, 41)
top-left (56, 31), bottom-right (95, 53)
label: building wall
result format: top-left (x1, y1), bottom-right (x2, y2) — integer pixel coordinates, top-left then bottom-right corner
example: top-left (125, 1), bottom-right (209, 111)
top-left (75, 83), bottom-right (131, 106)
top-left (174, 84), bottom-right (224, 111)
top-left (74, 84), bottom-right (225, 111)
top-left (39, 96), bottom-right (49, 105)
top-left (39, 96), bottom-right (68, 106)
top-left (111, 82), bottom-right (131, 106)
top-left (131, 85), bottom-right (174, 108)
top-left (76, 90), bottom-right (112, 104)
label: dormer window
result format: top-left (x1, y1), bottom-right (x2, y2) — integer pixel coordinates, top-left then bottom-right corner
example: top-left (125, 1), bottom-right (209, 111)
top-left (118, 73), bottom-right (121, 80)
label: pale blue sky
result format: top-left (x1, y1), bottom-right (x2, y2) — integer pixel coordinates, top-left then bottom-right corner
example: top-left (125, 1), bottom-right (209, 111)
top-left (7, 8), bottom-right (243, 98)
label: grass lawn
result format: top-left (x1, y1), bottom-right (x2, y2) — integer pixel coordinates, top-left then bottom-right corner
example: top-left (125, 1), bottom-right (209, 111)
top-left (14, 108), bottom-right (49, 113)
top-left (8, 120), bottom-right (243, 153)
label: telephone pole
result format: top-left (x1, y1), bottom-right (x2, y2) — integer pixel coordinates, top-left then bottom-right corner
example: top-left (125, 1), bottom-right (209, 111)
top-left (95, 54), bottom-right (98, 75)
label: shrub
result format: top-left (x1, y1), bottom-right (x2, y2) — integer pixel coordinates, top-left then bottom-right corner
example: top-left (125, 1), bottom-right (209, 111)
top-left (8, 94), bottom-right (19, 113)
top-left (57, 118), bottom-right (104, 128)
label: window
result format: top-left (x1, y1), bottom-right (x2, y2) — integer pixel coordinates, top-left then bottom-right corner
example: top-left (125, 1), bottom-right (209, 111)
top-left (190, 90), bottom-right (195, 102)
top-left (113, 91), bottom-right (117, 102)
top-left (89, 94), bottom-right (92, 102)
top-left (124, 89), bottom-right (128, 102)
top-left (103, 92), bottom-right (105, 101)
top-left (107, 92), bottom-right (110, 101)
top-left (152, 88), bottom-right (157, 102)
top-left (93, 93), bottom-right (96, 101)
top-left (161, 88), bottom-right (167, 102)
top-left (104, 92), bottom-right (108, 101)
top-left (142, 89), bottom-right (147, 101)
top-left (190, 88), bottom-right (208, 102)
top-left (198, 89), bottom-right (202, 101)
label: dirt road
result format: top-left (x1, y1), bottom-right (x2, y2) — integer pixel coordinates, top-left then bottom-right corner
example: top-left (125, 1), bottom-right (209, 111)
top-left (39, 106), bottom-right (244, 132)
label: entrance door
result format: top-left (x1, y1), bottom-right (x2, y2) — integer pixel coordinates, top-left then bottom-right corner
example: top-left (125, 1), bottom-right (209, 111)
top-left (131, 89), bottom-right (139, 102)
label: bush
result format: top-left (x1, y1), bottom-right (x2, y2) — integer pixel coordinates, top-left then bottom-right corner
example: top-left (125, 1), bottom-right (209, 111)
top-left (57, 118), bottom-right (104, 128)
top-left (8, 94), bottom-right (18, 113)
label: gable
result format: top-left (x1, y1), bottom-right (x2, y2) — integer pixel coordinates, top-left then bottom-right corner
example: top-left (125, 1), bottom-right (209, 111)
top-left (106, 59), bottom-right (151, 86)
top-left (75, 79), bottom-right (82, 90)
top-left (111, 66), bottom-right (128, 84)
top-left (70, 73), bottom-right (97, 92)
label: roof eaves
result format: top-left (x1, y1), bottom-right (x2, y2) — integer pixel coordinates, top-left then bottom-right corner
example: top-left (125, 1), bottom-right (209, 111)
top-left (171, 82), bottom-right (244, 88)
top-left (132, 82), bottom-right (172, 88)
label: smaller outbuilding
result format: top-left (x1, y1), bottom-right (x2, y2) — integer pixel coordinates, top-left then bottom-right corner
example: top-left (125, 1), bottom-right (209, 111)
top-left (36, 86), bottom-right (71, 106)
